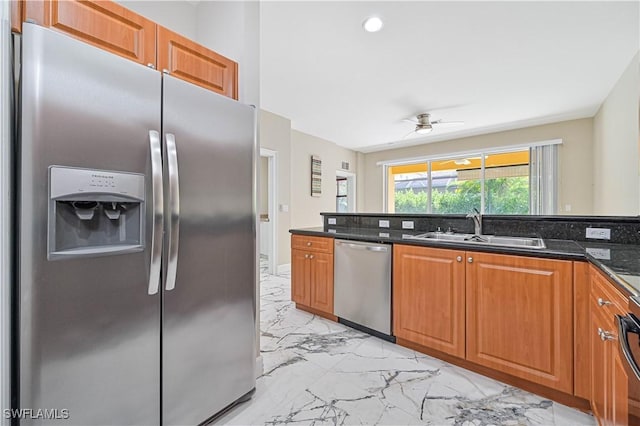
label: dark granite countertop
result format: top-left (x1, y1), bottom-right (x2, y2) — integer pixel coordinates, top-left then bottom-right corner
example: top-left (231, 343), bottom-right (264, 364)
top-left (290, 226), bottom-right (640, 298)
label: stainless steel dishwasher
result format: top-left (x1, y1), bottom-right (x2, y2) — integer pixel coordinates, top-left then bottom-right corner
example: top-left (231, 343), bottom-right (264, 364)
top-left (334, 239), bottom-right (392, 339)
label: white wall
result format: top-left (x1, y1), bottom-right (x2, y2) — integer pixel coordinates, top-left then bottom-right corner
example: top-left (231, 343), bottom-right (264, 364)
top-left (259, 110), bottom-right (292, 266)
top-left (361, 118), bottom-right (594, 215)
top-left (593, 52), bottom-right (640, 215)
top-left (290, 130), bottom-right (359, 228)
top-left (115, 1), bottom-right (197, 40)
top-left (195, 1), bottom-right (260, 106)
top-left (259, 156), bottom-right (268, 215)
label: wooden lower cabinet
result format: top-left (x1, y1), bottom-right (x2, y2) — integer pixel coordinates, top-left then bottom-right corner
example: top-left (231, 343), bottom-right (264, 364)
top-left (466, 252), bottom-right (574, 393)
top-left (393, 245), bottom-right (466, 357)
top-left (291, 235), bottom-right (334, 316)
top-left (590, 267), bottom-right (629, 426)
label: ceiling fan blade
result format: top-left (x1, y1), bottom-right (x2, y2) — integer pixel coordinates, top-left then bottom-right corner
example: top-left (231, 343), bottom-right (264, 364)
top-left (432, 121), bottom-right (464, 127)
top-left (402, 130), bottom-right (418, 139)
top-left (402, 118), bottom-right (418, 124)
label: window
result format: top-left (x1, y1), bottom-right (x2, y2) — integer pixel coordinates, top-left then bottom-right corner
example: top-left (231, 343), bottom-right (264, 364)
top-left (385, 143), bottom-right (558, 215)
top-left (336, 177), bottom-right (348, 212)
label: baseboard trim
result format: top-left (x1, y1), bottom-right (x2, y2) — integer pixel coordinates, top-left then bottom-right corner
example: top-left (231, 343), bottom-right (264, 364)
top-left (276, 263), bottom-right (291, 275)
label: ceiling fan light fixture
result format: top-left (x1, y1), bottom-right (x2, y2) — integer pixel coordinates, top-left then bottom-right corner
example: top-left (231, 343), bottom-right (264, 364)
top-left (415, 126), bottom-right (432, 134)
top-left (363, 16), bottom-right (383, 33)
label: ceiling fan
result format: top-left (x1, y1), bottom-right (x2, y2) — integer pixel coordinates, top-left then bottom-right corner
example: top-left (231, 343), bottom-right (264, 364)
top-left (403, 113), bottom-right (464, 137)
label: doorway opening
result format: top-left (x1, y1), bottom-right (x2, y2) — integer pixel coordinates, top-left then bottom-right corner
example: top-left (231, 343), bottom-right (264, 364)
top-left (336, 170), bottom-right (356, 213)
top-left (259, 148), bottom-right (277, 275)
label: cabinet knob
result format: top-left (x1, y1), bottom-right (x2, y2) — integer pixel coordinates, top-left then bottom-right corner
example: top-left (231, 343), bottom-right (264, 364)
top-left (597, 297), bottom-right (612, 307)
top-left (456, 256), bottom-right (462, 262)
top-left (304, 254), bottom-right (309, 259)
top-left (147, 63), bottom-right (156, 69)
top-left (467, 257), bottom-right (473, 263)
top-left (307, 242), bottom-right (312, 246)
top-left (309, 254), bottom-right (314, 259)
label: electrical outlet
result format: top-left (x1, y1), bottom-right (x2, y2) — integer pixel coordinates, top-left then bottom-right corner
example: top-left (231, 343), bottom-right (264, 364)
top-left (586, 247), bottom-right (611, 260)
top-left (586, 227), bottom-right (611, 240)
top-left (327, 217), bottom-right (337, 225)
top-left (379, 220), bottom-right (390, 228)
top-left (402, 220), bottom-right (414, 229)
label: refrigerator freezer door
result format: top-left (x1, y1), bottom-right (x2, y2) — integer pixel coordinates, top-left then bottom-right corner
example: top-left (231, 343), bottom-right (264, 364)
top-left (19, 24), bottom-right (161, 425)
top-left (162, 75), bottom-right (256, 425)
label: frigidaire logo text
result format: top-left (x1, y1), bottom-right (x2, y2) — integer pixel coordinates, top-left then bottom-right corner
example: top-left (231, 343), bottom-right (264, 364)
top-left (3, 408), bottom-right (70, 419)
top-left (91, 174), bottom-right (114, 179)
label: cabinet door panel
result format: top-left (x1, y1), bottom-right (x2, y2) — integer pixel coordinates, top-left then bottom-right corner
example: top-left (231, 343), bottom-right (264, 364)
top-left (590, 295), bottom-right (608, 423)
top-left (574, 262), bottom-right (591, 400)
top-left (291, 249), bottom-right (310, 306)
top-left (612, 344), bottom-right (629, 426)
top-left (466, 252), bottom-right (573, 393)
top-left (11, 0), bottom-right (22, 33)
top-left (393, 245), bottom-right (466, 358)
top-left (25, 0), bottom-right (156, 66)
top-left (310, 252), bottom-right (334, 315)
top-left (158, 26), bottom-right (238, 99)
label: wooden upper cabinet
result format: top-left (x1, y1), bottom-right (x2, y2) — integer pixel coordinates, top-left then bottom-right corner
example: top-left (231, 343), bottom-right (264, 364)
top-left (157, 26), bottom-right (238, 100)
top-left (466, 252), bottom-right (574, 393)
top-left (24, 0), bottom-right (156, 67)
top-left (393, 245), bottom-right (466, 358)
top-left (11, 0), bottom-right (22, 33)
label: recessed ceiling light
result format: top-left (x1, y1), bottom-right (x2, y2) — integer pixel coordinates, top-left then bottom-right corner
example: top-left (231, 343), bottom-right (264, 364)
top-left (363, 16), bottom-right (383, 33)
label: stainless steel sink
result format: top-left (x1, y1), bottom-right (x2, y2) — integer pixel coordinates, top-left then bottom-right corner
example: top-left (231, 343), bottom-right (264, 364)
top-left (409, 232), bottom-right (546, 249)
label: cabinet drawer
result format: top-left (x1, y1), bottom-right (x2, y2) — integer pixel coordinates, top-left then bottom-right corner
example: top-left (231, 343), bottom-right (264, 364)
top-left (291, 235), bottom-right (334, 254)
top-left (590, 265), bottom-right (627, 316)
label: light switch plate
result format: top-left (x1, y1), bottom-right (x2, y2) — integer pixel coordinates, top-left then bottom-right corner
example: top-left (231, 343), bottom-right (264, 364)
top-left (586, 227), bottom-right (611, 240)
top-left (402, 220), bottom-right (414, 229)
top-left (379, 220), bottom-right (390, 228)
top-left (327, 217), bottom-right (337, 225)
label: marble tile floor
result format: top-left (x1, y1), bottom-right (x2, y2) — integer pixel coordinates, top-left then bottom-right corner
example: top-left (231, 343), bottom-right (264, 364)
top-left (215, 270), bottom-right (595, 426)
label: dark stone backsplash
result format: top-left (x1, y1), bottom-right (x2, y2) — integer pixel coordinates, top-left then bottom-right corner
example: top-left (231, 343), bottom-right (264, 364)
top-left (321, 213), bottom-right (640, 245)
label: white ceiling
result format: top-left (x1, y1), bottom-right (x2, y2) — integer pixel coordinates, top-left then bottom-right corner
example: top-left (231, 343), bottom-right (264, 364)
top-left (260, 1), bottom-right (639, 153)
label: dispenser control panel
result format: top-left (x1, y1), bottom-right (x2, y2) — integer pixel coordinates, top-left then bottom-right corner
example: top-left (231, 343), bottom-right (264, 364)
top-left (50, 166), bottom-right (144, 201)
top-left (48, 166), bottom-right (145, 260)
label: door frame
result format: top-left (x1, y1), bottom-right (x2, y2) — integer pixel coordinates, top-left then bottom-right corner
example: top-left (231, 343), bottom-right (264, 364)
top-left (336, 170), bottom-right (356, 213)
top-left (260, 148), bottom-right (277, 274)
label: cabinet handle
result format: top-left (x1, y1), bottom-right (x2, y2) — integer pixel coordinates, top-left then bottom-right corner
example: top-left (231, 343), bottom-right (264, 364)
top-left (597, 297), bottom-right (612, 307)
top-left (307, 242), bottom-right (312, 246)
top-left (467, 257), bottom-right (473, 263)
top-left (598, 327), bottom-right (616, 341)
top-left (456, 256), bottom-right (462, 262)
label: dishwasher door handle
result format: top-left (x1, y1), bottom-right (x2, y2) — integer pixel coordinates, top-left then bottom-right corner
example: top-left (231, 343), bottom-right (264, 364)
top-left (336, 241), bottom-right (388, 252)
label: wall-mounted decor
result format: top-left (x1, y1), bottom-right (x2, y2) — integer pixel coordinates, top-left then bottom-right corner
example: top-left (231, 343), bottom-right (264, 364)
top-left (311, 155), bottom-right (322, 197)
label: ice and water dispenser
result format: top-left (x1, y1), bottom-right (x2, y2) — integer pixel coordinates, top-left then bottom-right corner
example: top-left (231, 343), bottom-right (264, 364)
top-left (48, 166), bottom-right (145, 259)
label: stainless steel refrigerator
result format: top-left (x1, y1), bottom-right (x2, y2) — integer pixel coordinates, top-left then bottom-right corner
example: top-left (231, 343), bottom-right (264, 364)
top-left (15, 23), bottom-right (257, 425)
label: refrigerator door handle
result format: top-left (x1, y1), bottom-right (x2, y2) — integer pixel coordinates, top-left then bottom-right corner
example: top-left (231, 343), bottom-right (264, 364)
top-left (148, 130), bottom-right (164, 295)
top-left (165, 133), bottom-right (180, 291)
